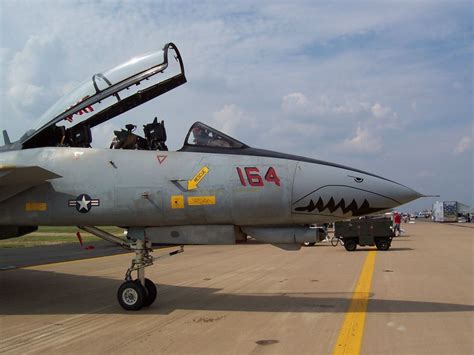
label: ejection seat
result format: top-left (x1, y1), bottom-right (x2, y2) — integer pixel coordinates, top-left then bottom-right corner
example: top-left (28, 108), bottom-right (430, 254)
top-left (143, 118), bottom-right (168, 151)
top-left (69, 125), bottom-right (92, 148)
top-left (110, 118), bottom-right (168, 151)
top-left (110, 124), bottom-right (147, 150)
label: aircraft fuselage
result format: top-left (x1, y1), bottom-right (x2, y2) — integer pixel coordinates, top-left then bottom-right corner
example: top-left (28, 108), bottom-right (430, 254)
top-left (0, 147), bottom-right (419, 228)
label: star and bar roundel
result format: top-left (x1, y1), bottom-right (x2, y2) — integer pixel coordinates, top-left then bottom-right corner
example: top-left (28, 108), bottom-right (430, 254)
top-left (68, 194), bottom-right (100, 213)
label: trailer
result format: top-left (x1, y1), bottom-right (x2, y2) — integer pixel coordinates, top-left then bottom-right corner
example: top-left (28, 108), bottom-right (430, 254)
top-left (334, 218), bottom-right (394, 251)
top-left (432, 201), bottom-right (458, 222)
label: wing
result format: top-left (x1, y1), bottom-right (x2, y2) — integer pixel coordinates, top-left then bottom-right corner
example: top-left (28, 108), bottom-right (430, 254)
top-left (0, 165), bottom-right (62, 202)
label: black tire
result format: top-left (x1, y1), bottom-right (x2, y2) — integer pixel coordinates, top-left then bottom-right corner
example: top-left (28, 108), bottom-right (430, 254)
top-left (118, 280), bottom-right (146, 311)
top-left (331, 237), bottom-right (340, 247)
top-left (143, 278), bottom-right (157, 307)
top-left (344, 239), bottom-right (357, 251)
top-left (375, 238), bottom-right (390, 251)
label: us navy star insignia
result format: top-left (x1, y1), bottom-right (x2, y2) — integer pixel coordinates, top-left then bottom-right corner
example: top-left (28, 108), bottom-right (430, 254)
top-left (68, 194), bottom-right (100, 213)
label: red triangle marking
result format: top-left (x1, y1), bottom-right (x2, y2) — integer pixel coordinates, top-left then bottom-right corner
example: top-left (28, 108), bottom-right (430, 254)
top-left (157, 155), bottom-right (167, 164)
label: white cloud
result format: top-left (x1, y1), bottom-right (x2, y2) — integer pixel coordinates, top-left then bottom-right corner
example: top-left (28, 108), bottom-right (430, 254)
top-left (341, 126), bottom-right (382, 154)
top-left (453, 136), bottom-right (472, 155)
top-left (5, 35), bottom-right (66, 118)
top-left (281, 92), bottom-right (365, 117)
top-left (7, 35), bottom-right (64, 85)
top-left (7, 83), bottom-right (45, 110)
top-left (371, 103), bottom-right (391, 118)
top-left (280, 94), bottom-right (401, 150)
top-left (281, 92), bottom-right (310, 114)
top-left (212, 104), bottom-right (256, 137)
top-left (370, 103), bottom-right (400, 129)
top-left (262, 119), bottom-right (324, 147)
top-left (281, 94), bottom-right (400, 126)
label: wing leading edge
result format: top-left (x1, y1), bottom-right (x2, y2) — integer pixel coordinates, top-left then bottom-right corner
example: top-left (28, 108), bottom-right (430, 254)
top-left (0, 166), bottom-right (61, 202)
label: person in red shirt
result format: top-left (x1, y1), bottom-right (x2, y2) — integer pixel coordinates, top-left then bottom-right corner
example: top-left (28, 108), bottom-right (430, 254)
top-left (393, 211), bottom-right (401, 236)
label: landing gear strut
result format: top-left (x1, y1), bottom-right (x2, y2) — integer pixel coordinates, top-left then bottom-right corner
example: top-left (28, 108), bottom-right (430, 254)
top-left (78, 226), bottom-right (183, 311)
top-left (117, 239), bottom-right (157, 310)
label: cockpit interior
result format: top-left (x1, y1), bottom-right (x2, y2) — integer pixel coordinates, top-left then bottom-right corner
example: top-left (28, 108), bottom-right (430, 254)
top-left (108, 120), bottom-right (246, 152)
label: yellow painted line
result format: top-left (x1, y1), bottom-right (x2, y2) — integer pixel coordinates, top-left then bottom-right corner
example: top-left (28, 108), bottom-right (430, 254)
top-left (333, 250), bottom-right (377, 355)
top-left (187, 166), bottom-right (209, 190)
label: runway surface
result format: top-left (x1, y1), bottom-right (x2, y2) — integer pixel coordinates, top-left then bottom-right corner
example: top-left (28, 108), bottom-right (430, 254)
top-left (0, 241), bottom-right (129, 270)
top-left (0, 222), bottom-right (472, 354)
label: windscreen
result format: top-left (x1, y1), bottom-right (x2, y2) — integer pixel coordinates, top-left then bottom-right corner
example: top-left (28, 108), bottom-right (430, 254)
top-left (185, 122), bottom-right (246, 148)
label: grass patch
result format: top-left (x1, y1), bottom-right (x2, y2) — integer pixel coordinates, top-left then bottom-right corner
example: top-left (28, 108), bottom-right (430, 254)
top-left (0, 226), bottom-right (125, 248)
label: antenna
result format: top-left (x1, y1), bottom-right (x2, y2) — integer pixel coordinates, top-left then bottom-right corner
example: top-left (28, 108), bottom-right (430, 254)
top-left (2, 130), bottom-right (11, 145)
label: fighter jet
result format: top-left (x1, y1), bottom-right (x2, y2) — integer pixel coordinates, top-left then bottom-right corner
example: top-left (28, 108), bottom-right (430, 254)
top-left (0, 43), bottom-right (421, 310)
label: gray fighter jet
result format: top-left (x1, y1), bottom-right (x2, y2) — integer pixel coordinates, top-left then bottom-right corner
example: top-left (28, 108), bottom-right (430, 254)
top-left (0, 43), bottom-right (421, 310)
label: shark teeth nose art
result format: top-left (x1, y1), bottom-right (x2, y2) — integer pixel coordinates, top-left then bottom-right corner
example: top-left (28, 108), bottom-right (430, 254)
top-left (294, 197), bottom-right (387, 216)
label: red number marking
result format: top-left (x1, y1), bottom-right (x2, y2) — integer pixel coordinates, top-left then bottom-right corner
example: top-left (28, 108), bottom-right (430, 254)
top-left (265, 167), bottom-right (281, 186)
top-left (244, 167), bottom-right (264, 186)
top-left (237, 166), bottom-right (281, 187)
top-left (236, 167), bottom-right (246, 186)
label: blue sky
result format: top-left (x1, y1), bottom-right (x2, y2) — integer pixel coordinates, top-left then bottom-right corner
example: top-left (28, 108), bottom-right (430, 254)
top-left (0, 0), bottom-right (472, 211)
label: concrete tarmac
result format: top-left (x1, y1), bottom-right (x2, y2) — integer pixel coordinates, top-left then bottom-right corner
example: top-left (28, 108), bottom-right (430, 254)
top-left (0, 222), bottom-right (472, 354)
top-left (0, 241), bottom-right (129, 270)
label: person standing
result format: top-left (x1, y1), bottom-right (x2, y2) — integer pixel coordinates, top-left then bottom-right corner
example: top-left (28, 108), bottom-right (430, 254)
top-left (393, 211), bottom-right (402, 236)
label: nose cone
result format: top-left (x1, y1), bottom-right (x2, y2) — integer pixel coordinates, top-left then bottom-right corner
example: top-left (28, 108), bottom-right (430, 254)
top-left (386, 181), bottom-right (423, 206)
top-left (291, 161), bottom-right (423, 220)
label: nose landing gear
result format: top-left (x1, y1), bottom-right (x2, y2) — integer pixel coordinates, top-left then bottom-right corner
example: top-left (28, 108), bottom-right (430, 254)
top-left (117, 239), bottom-right (184, 311)
top-left (78, 226), bottom-right (183, 311)
top-left (117, 239), bottom-right (157, 310)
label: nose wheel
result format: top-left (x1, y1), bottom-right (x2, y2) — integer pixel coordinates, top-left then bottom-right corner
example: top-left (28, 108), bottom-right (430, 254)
top-left (142, 278), bottom-right (158, 307)
top-left (118, 278), bottom-right (157, 311)
top-left (118, 280), bottom-right (146, 311)
top-left (117, 239), bottom-right (183, 311)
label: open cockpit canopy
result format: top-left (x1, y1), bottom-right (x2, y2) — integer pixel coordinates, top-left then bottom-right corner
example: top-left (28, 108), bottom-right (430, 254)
top-left (21, 43), bottom-right (186, 149)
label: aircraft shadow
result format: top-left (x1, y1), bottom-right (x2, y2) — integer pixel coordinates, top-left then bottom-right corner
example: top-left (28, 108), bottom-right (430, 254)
top-left (1, 269), bottom-right (472, 315)
top-left (342, 247), bottom-right (414, 252)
